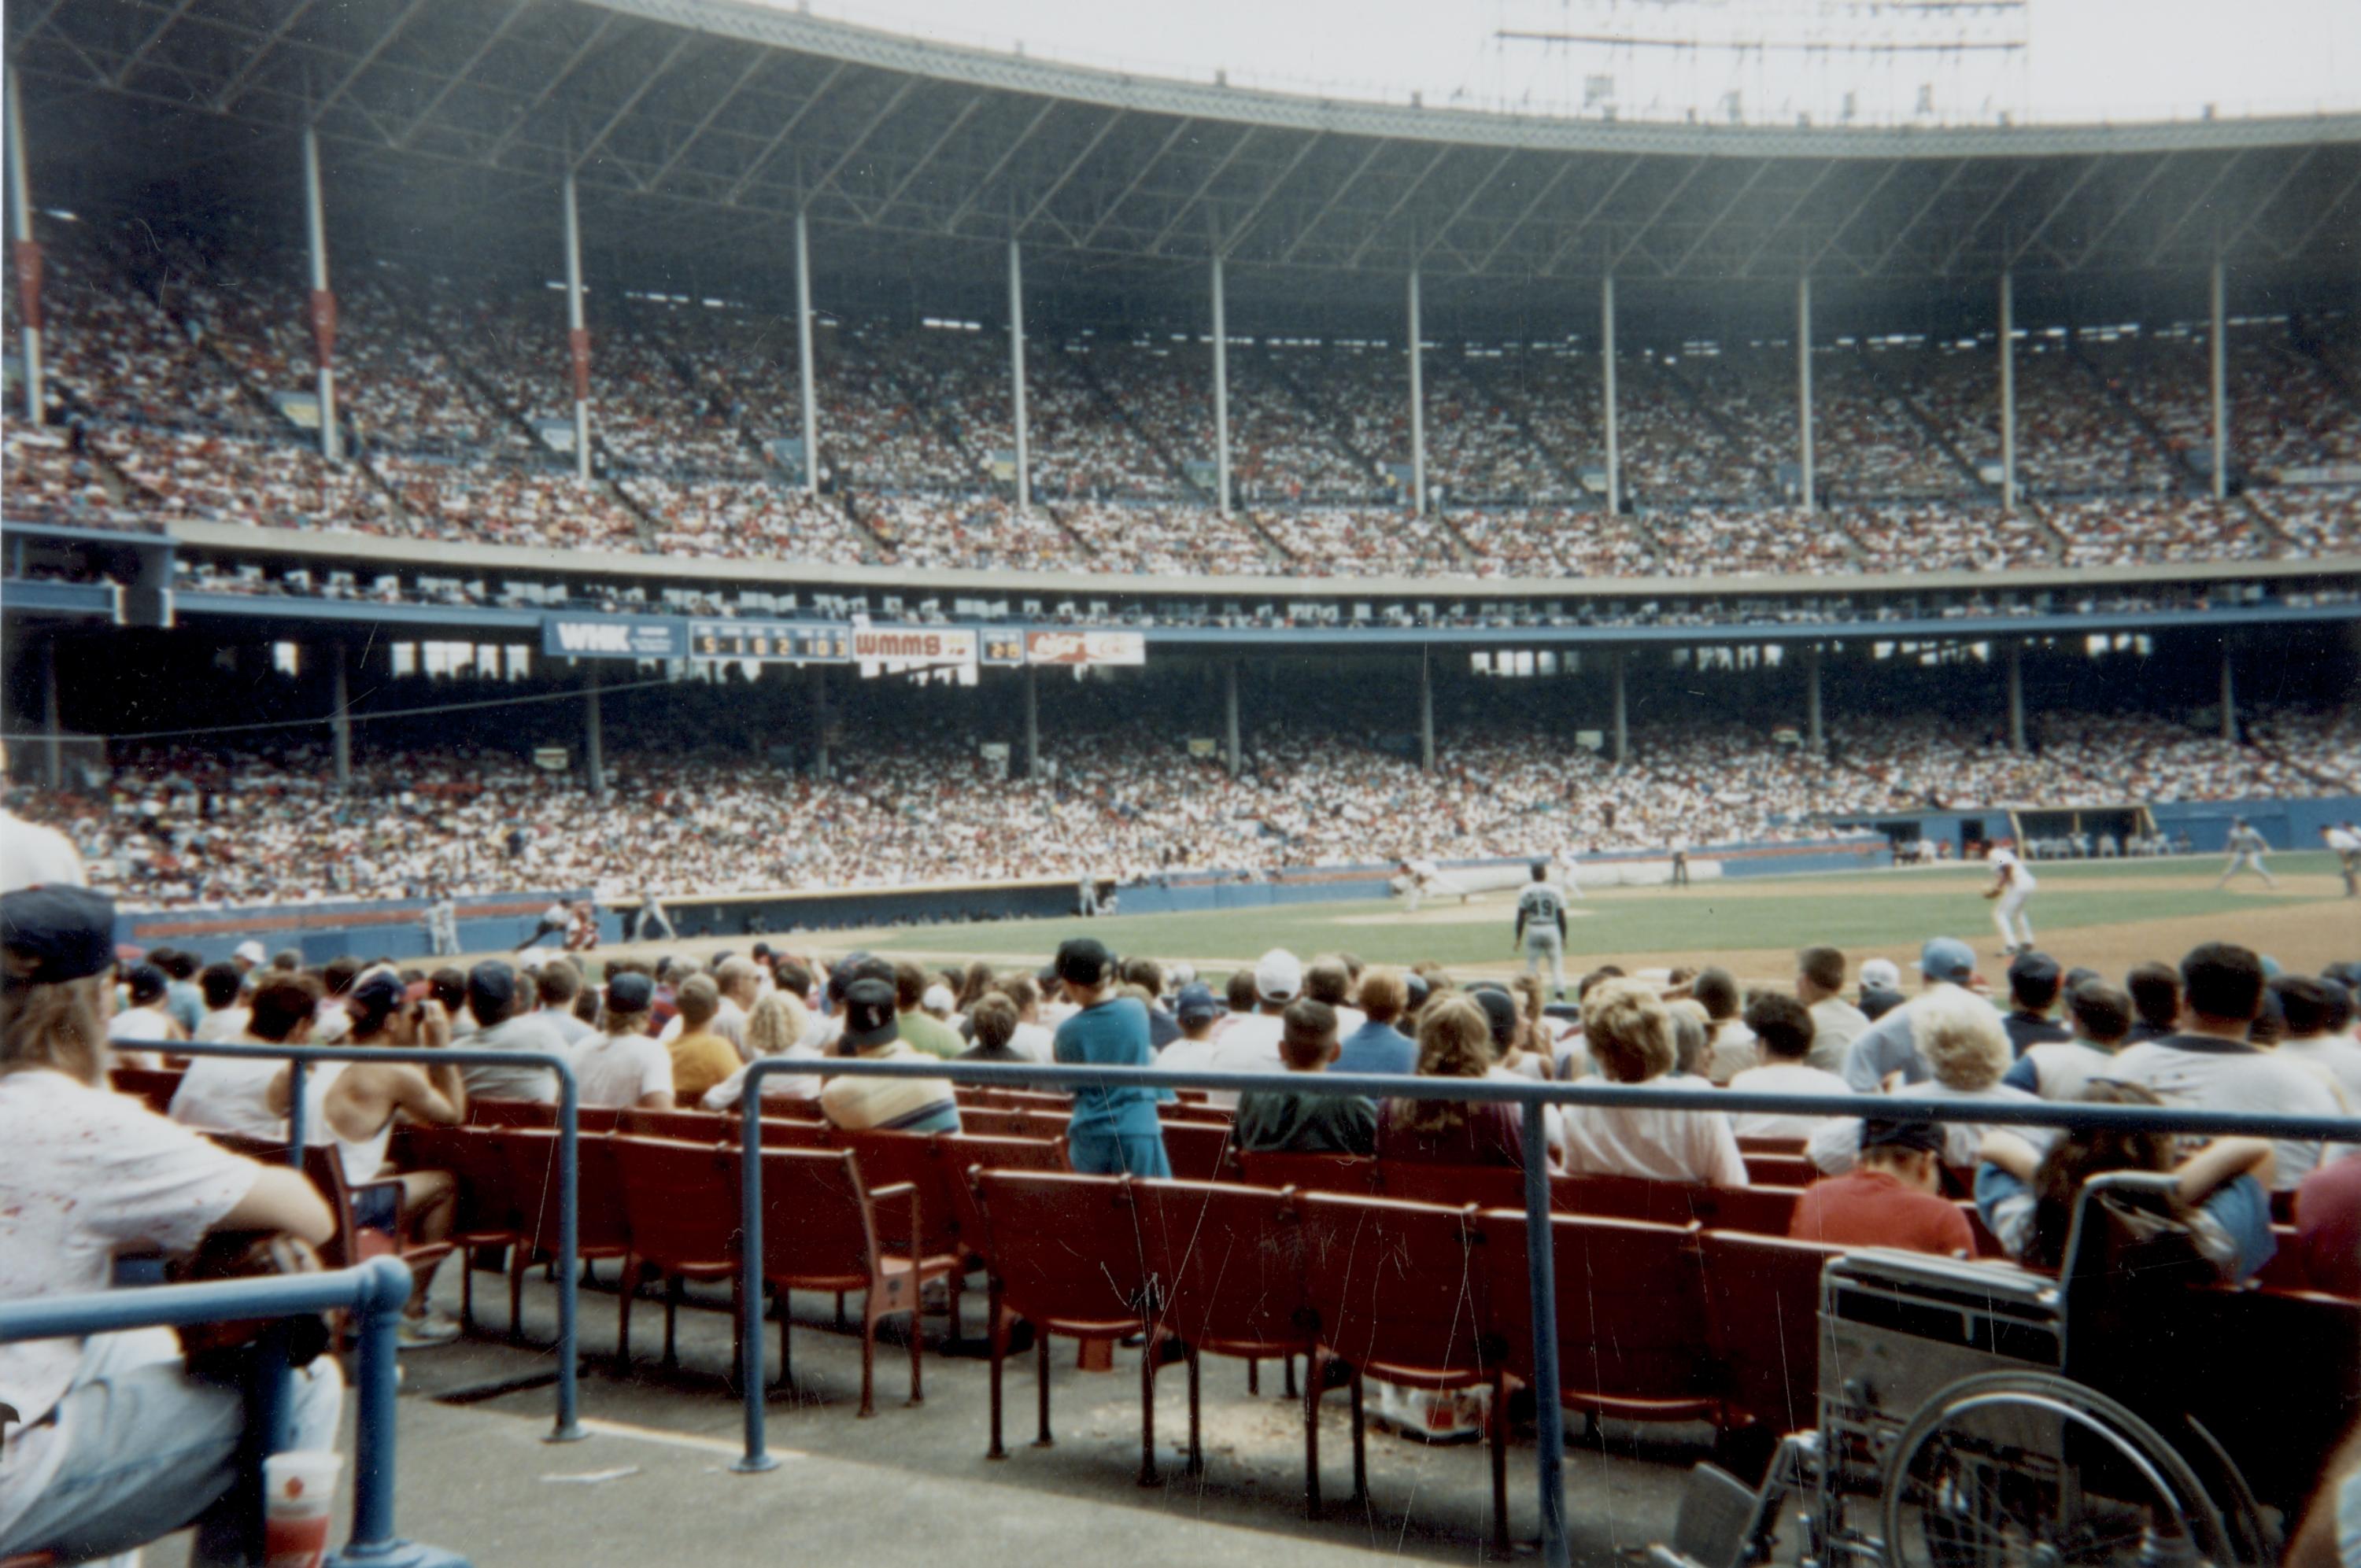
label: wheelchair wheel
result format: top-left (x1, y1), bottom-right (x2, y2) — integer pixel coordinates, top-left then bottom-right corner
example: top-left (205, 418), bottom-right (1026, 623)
top-left (1878, 1371), bottom-right (2235, 1568)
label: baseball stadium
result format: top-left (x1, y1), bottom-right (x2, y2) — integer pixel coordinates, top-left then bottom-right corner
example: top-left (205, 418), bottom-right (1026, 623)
top-left (2, 1), bottom-right (2359, 1565)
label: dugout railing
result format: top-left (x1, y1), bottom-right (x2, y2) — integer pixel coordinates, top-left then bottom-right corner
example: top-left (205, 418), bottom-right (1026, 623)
top-left (731, 1057), bottom-right (2359, 1568)
top-left (0, 1256), bottom-right (464, 1568)
top-left (165, 1040), bottom-right (589, 1444)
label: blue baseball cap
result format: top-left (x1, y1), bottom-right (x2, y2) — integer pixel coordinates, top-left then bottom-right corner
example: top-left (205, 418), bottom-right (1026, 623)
top-left (1173, 983), bottom-right (1223, 1025)
top-left (1920, 937), bottom-right (1976, 983)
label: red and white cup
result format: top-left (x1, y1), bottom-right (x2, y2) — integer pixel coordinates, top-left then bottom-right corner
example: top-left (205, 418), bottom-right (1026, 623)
top-left (262, 1449), bottom-right (343, 1568)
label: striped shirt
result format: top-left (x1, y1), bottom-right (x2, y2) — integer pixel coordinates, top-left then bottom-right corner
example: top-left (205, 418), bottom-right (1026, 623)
top-left (818, 1042), bottom-right (962, 1134)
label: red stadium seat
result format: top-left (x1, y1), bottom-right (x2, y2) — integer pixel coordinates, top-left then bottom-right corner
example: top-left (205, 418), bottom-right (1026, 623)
top-left (301, 1144), bottom-right (453, 1336)
top-left (1701, 1186), bottom-right (1803, 1236)
top-left (1133, 1179), bottom-right (1317, 1484)
top-left (837, 1131), bottom-right (970, 1333)
top-left (1295, 1193), bottom-right (1509, 1540)
top-left (756, 1118), bottom-right (835, 1149)
top-left (109, 1065), bottom-right (183, 1116)
top-left (1735, 1134), bottom-right (1807, 1157)
top-left (620, 1107), bottom-right (729, 1142)
top-left (499, 1127), bottom-right (634, 1341)
top-left (957, 1108), bottom-right (1033, 1139)
top-left (1697, 1230), bottom-right (1842, 1438)
top-left (1377, 1162), bottom-right (1524, 1211)
top-left (1742, 1153), bottom-right (1817, 1187)
top-left (611, 1137), bottom-right (741, 1371)
top-left (467, 1098), bottom-right (555, 1129)
top-left (1155, 1120), bottom-right (1236, 1182)
top-left (1235, 1151), bottom-right (1380, 1196)
top-left (1551, 1172), bottom-right (1716, 1227)
top-left (1482, 1210), bottom-right (1721, 1429)
top-left (394, 1123), bottom-right (518, 1329)
top-left (731, 1146), bottom-right (959, 1417)
top-left (970, 1171), bottom-right (1157, 1478)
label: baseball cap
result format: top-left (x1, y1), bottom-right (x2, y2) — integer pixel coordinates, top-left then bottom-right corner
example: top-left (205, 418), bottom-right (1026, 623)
top-left (922, 983), bottom-right (955, 1013)
top-left (467, 960), bottom-right (519, 1020)
top-left (1919, 937), bottom-right (1976, 984)
top-left (351, 968), bottom-right (408, 1015)
top-left (235, 939), bottom-right (268, 966)
top-left (1173, 983), bottom-right (1223, 1025)
top-left (124, 962), bottom-right (168, 1004)
top-left (841, 977), bottom-right (900, 1050)
top-left (1055, 937), bottom-right (1114, 987)
top-left (2007, 950), bottom-right (2061, 992)
top-left (1469, 987), bottom-right (1519, 1050)
top-left (1860, 957), bottom-right (1902, 991)
top-left (2, 885), bottom-right (117, 984)
top-left (1403, 971), bottom-right (1432, 1007)
top-left (604, 971), bottom-right (655, 1013)
top-left (1859, 1118), bottom-right (1945, 1156)
top-left (1254, 948), bottom-right (1303, 1003)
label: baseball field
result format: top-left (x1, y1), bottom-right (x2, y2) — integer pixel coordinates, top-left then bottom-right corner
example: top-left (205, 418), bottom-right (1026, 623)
top-left (816, 851), bottom-right (2361, 988)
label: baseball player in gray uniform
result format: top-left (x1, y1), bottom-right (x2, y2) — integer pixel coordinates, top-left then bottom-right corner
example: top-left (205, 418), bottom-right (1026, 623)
top-left (1514, 860), bottom-right (1572, 1000)
top-left (2216, 819), bottom-right (2278, 889)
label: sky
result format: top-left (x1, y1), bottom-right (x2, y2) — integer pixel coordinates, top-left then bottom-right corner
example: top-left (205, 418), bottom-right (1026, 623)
top-left (788, 0), bottom-right (2360, 128)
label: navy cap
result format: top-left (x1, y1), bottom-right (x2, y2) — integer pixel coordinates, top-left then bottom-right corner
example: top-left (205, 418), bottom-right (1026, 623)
top-left (2008, 950), bottom-right (2062, 992)
top-left (841, 977), bottom-right (900, 1050)
top-left (351, 968), bottom-right (408, 1014)
top-left (1404, 972), bottom-right (1432, 1006)
top-left (604, 971), bottom-right (655, 1013)
top-left (1055, 937), bottom-right (1114, 987)
top-left (1173, 983), bottom-right (1222, 1025)
top-left (467, 960), bottom-right (518, 1022)
top-left (1860, 1117), bottom-right (1945, 1156)
top-left (1469, 987), bottom-right (1519, 1050)
top-left (2, 885), bottom-right (117, 984)
top-left (124, 962), bottom-right (168, 1004)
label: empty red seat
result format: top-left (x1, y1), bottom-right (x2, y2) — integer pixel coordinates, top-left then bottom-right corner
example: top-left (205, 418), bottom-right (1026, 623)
top-left (970, 1171), bottom-right (1156, 1477)
top-left (1379, 1162), bottom-right (1524, 1211)
top-left (608, 1136), bottom-right (741, 1370)
top-left (1156, 1120), bottom-right (1236, 1182)
top-left (395, 1123), bottom-right (518, 1327)
top-left (1551, 1172), bottom-right (1715, 1227)
top-left (620, 1107), bottom-right (728, 1142)
top-left (1701, 1185), bottom-right (1802, 1236)
top-left (498, 1127), bottom-right (633, 1341)
top-left (1133, 1179), bottom-right (1317, 1484)
top-left (1483, 1209), bottom-right (1720, 1430)
top-left (731, 1145), bottom-right (959, 1417)
top-left (1697, 1230), bottom-right (1842, 1438)
top-left (1295, 1193), bottom-right (1509, 1540)
top-left (109, 1064), bottom-right (183, 1116)
top-left (468, 1098), bottom-right (555, 1129)
top-left (756, 1118), bottom-right (834, 1149)
top-left (1743, 1153), bottom-right (1817, 1187)
top-left (1236, 1151), bottom-right (1380, 1196)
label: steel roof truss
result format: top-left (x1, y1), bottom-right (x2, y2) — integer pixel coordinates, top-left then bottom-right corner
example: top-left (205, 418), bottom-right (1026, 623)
top-left (1145, 124), bottom-right (1258, 256)
top-left (1014, 106), bottom-right (1122, 242)
top-left (2138, 149), bottom-right (2252, 267)
top-left (874, 91), bottom-right (991, 226)
top-left (1469, 155), bottom-right (1578, 274)
top-left (1275, 137), bottom-right (1389, 265)
top-left (1933, 163), bottom-right (2031, 275)
top-left (1668, 157), bottom-right (1777, 275)
top-left (718, 57), bottom-right (848, 205)
top-left (1605, 157), bottom-right (1705, 275)
top-left (1214, 130), bottom-right (1325, 257)
top-left (2060, 152), bottom-right (2179, 271)
top-left (2252, 157), bottom-right (2360, 262)
top-left (1537, 155), bottom-right (1651, 277)
top-left (940, 95), bottom-right (1058, 233)
top-left (1343, 142), bottom-right (1453, 268)
top-left (1732, 158), bottom-right (1845, 277)
top-left (482, 11), bottom-right (619, 167)
top-left (573, 31), bottom-right (696, 174)
top-left (1414, 146), bottom-right (1519, 268)
top-left (397, 0), bottom-right (534, 150)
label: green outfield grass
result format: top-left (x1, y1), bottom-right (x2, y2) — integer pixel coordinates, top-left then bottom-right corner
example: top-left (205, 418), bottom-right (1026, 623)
top-left (853, 852), bottom-right (2357, 977)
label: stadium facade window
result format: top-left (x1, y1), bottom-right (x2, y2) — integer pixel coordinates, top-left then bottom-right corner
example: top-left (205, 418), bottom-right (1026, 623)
top-left (272, 643), bottom-right (301, 677)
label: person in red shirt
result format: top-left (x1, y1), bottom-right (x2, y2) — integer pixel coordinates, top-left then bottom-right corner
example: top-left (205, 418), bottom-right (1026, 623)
top-left (1790, 1118), bottom-right (1974, 1256)
top-left (2294, 1149), bottom-right (2361, 1297)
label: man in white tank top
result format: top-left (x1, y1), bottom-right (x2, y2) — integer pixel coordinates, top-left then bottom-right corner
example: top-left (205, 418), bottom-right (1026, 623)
top-left (320, 969), bottom-right (469, 1346)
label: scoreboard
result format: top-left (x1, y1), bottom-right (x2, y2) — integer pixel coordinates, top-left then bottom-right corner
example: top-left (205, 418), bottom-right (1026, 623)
top-left (689, 620), bottom-right (848, 662)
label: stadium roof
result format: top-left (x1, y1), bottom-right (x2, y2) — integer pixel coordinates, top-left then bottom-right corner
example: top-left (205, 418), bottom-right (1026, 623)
top-left (11, 0), bottom-right (2361, 327)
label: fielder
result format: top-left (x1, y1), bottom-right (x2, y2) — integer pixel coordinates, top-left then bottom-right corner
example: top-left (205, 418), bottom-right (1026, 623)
top-left (2322, 821), bottom-right (2361, 898)
top-left (423, 891), bottom-right (460, 957)
top-left (1398, 856), bottom-right (1472, 914)
top-left (1982, 843), bottom-right (2038, 957)
top-left (2216, 819), bottom-right (2277, 889)
top-left (1513, 860), bottom-right (1572, 999)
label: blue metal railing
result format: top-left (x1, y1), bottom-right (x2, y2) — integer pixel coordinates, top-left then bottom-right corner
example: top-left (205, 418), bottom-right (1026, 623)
top-left (163, 1041), bottom-right (586, 1443)
top-left (730, 1056), bottom-right (2359, 1568)
top-left (0, 1256), bottom-right (466, 1568)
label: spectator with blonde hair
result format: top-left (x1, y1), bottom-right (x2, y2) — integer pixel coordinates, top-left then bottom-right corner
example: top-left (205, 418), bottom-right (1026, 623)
top-left (699, 989), bottom-right (822, 1112)
top-left (1559, 978), bottom-right (1747, 1186)
top-left (1376, 995), bottom-right (1524, 1168)
top-left (1811, 983), bottom-right (2046, 1175)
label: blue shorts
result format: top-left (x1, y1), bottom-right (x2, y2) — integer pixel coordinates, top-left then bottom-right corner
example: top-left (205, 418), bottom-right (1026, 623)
top-left (1065, 1131), bottom-right (1172, 1179)
top-left (350, 1181), bottom-right (401, 1234)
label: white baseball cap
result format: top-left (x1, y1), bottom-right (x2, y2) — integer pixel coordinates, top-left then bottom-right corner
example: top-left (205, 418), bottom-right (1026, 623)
top-left (1254, 948), bottom-right (1302, 1003)
top-left (234, 940), bottom-right (267, 965)
top-left (922, 983), bottom-right (955, 1014)
top-left (1860, 957), bottom-right (1902, 990)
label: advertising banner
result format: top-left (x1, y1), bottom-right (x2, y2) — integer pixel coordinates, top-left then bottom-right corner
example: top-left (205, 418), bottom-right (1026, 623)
top-left (1025, 629), bottom-right (1147, 667)
top-left (854, 625), bottom-right (978, 684)
top-left (541, 616), bottom-right (687, 659)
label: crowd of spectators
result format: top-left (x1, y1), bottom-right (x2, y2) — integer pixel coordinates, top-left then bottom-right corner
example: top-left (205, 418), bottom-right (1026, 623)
top-left (625, 478), bottom-right (878, 563)
top-left (2095, 328), bottom-right (2361, 481)
top-left (2045, 496), bottom-right (2271, 568)
top-left (1644, 506), bottom-right (1857, 577)
top-left (20, 700), bottom-right (2354, 910)
top-left (1892, 345), bottom-right (2180, 496)
top-left (1841, 501), bottom-right (2059, 574)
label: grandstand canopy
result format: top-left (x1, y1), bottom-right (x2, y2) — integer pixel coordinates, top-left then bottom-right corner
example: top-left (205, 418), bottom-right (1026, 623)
top-left (11, 0), bottom-right (2361, 333)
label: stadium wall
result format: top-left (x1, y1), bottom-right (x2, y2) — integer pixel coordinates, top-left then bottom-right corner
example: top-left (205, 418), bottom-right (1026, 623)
top-left (1842, 794), bottom-right (2361, 855)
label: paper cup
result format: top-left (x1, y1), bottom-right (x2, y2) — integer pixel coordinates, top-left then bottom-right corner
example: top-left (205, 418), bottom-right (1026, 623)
top-left (262, 1449), bottom-right (342, 1568)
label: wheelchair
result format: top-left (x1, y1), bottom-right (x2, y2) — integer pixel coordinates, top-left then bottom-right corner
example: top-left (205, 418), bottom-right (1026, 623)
top-left (1665, 1172), bottom-right (2359, 1568)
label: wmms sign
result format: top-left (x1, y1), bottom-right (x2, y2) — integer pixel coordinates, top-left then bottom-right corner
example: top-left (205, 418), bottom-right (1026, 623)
top-left (541, 617), bottom-right (687, 659)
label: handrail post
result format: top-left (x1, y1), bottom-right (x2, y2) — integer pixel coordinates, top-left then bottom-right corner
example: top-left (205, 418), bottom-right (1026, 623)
top-left (1520, 1100), bottom-right (1569, 1568)
top-left (733, 1068), bottom-right (780, 1471)
top-left (286, 1058), bottom-right (309, 1169)
top-left (327, 1256), bottom-right (467, 1568)
top-left (547, 1063), bottom-right (585, 1441)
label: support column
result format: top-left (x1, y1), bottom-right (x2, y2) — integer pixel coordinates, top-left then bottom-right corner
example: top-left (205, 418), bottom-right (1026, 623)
top-left (1022, 665), bottom-right (1040, 780)
top-left (2219, 644), bottom-right (2237, 744)
top-left (1997, 271), bottom-right (2017, 513)
top-left (794, 210), bottom-right (819, 497)
top-left (2208, 257), bottom-right (2229, 502)
top-left (1222, 660), bottom-right (1240, 778)
top-left (582, 662), bottom-right (605, 802)
top-left (1008, 238), bottom-right (1029, 512)
top-left (1406, 265), bottom-right (1427, 515)
top-left (1210, 250), bottom-right (1231, 516)
top-left (39, 635), bottom-right (62, 789)
top-left (301, 128), bottom-right (340, 462)
top-left (1610, 650), bottom-right (1628, 766)
top-left (2006, 640), bottom-right (2027, 753)
top-left (808, 664), bottom-right (830, 780)
top-left (1600, 273), bottom-right (1620, 515)
top-left (8, 68), bottom-right (45, 427)
top-left (1806, 644), bottom-right (1824, 752)
top-left (561, 169), bottom-right (591, 484)
top-left (1417, 653), bottom-right (1435, 772)
top-left (1795, 274), bottom-right (1815, 512)
top-left (330, 644), bottom-right (352, 790)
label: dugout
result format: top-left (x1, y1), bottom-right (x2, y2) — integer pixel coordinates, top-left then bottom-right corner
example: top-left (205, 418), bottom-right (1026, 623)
top-left (2008, 803), bottom-right (2155, 853)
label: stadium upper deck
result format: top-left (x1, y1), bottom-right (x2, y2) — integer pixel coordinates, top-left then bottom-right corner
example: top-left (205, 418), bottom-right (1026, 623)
top-left (5, 0), bottom-right (2361, 600)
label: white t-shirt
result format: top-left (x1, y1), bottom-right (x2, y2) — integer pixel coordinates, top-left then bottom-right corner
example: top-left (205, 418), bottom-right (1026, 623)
top-left (0, 809), bottom-right (87, 893)
top-left (168, 1047), bottom-right (342, 1144)
top-left (2016, 1040), bottom-right (2119, 1103)
top-left (196, 1006), bottom-right (251, 1043)
top-left (0, 1070), bottom-right (258, 1537)
top-left (1805, 997), bottom-right (1871, 1074)
top-left (1705, 1020), bottom-right (1759, 1087)
top-left (1557, 1090), bottom-right (1747, 1186)
top-left (1809, 1081), bottom-right (2052, 1174)
top-left (461, 1013), bottom-right (572, 1105)
top-left (2276, 1035), bottom-right (2361, 1110)
top-left (1725, 1062), bottom-right (1857, 1138)
top-left (2111, 1034), bottom-right (2345, 1187)
top-left (1007, 1020), bottom-right (1055, 1064)
top-left (1990, 848), bottom-right (2037, 893)
top-left (105, 1005), bottom-right (172, 1068)
top-left (576, 1031), bottom-right (674, 1109)
top-left (1199, 1013), bottom-right (1286, 1109)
